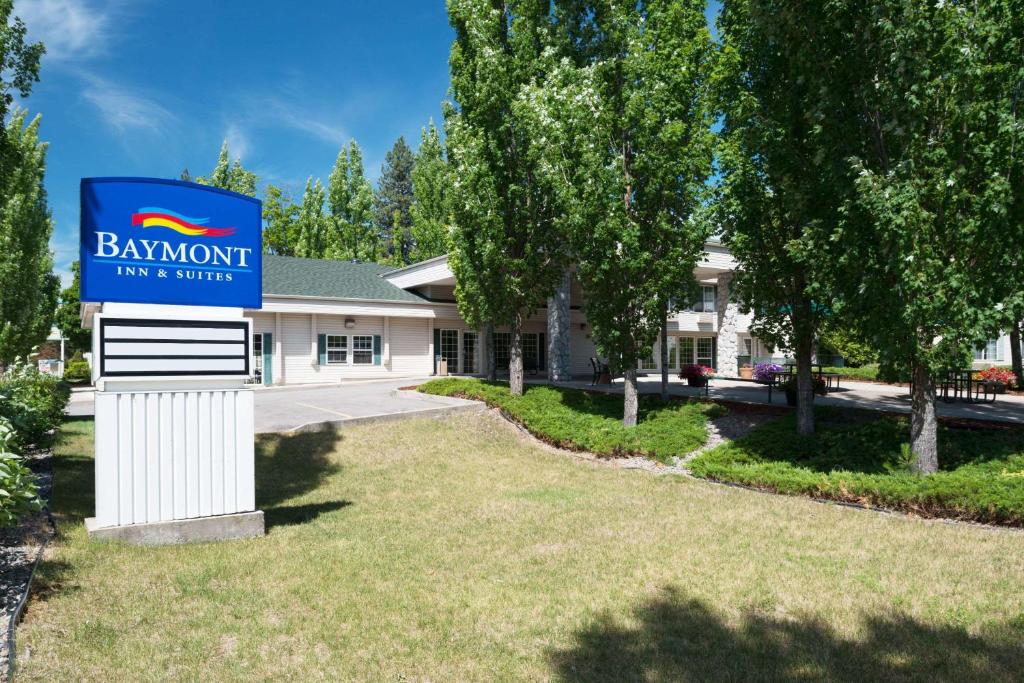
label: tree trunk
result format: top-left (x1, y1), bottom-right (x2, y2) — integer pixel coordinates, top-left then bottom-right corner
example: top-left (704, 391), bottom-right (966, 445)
top-left (623, 367), bottom-right (639, 427)
top-left (509, 313), bottom-right (524, 396)
top-left (1011, 321), bottom-right (1023, 389)
top-left (660, 307), bottom-right (669, 403)
top-left (910, 360), bottom-right (939, 475)
top-left (795, 328), bottom-right (815, 436)
top-left (485, 322), bottom-right (496, 381)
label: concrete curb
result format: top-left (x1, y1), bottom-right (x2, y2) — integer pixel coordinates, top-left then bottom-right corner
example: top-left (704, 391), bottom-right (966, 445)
top-left (284, 401), bottom-right (485, 434)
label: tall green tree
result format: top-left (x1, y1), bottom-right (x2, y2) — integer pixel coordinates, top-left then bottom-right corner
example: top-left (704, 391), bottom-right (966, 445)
top-left (715, 0), bottom-right (856, 436)
top-left (0, 110), bottom-right (57, 361)
top-left (295, 178), bottom-right (328, 259)
top-left (835, 0), bottom-right (1024, 472)
top-left (261, 184), bottom-right (299, 256)
top-left (532, 0), bottom-right (716, 425)
top-left (326, 140), bottom-right (377, 262)
top-left (0, 0), bottom-right (42, 182)
top-left (196, 140), bottom-right (258, 197)
top-left (410, 120), bottom-right (450, 261)
top-left (445, 0), bottom-right (568, 396)
top-left (53, 261), bottom-right (90, 355)
top-left (375, 136), bottom-right (415, 264)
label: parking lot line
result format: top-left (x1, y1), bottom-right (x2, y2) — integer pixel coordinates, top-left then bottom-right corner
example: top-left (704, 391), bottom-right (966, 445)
top-left (294, 402), bottom-right (355, 419)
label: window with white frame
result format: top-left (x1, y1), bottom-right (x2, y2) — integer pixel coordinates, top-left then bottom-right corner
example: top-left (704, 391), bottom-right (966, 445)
top-left (493, 332), bottom-right (511, 370)
top-left (352, 335), bottom-right (373, 365)
top-left (974, 339), bottom-right (1000, 362)
top-left (697, 337), bottom-right (714, 367)
top-left (327, 335), bottom-right (347, 364)
top-left (679, 337), bottom-right (695, 365)
top-left (253, 333), bottom-right (263, 371)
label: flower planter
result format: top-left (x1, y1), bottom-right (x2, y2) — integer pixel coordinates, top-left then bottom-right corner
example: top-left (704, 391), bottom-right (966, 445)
top-left (785, 389), bottom-right (798, 406)
top-left (739, 367), bottom-right (754, 380)
top-left (687, 377), bottom-right (708, 388)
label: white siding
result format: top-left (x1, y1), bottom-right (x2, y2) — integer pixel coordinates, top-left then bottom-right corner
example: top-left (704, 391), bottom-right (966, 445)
top-left (391, 318), bottom-right (432, 376)
top-left (94, 388), bottom-right (255, 528)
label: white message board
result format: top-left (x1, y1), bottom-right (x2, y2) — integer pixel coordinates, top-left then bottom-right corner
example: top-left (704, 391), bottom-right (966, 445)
top-left (98, 317), bottom-right (251, 378)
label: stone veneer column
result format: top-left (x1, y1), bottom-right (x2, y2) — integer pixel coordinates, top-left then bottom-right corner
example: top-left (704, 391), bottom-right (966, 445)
top-left (716, 272), bottom-right (739, 378)
top-left (547, 271), bottom-right (572, 382)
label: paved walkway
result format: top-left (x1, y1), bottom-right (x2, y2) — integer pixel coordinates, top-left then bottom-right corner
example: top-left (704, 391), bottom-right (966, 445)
top-left (534, 376), bottom-right (1024, 425)
top-left (67, 379), bottom-right (480, 433)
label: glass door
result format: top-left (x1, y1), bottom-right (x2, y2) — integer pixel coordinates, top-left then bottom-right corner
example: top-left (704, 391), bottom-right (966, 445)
top-left (462, 331), bottom-right (477, 374)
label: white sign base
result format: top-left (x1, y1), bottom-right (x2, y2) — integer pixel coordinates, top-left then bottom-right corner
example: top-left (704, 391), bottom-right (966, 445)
top-left (86, 304), bottom-right (264, 545)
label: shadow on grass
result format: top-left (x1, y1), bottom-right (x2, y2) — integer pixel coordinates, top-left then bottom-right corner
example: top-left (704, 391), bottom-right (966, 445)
top-left (263, 500), bottom-right (352, 530)
top-left (550, 587), bottom-right (1023, 682)
top-left (256, 425), bottom-right (345, 516)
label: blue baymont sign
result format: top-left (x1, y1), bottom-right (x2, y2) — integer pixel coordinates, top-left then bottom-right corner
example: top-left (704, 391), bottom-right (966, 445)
top-left (80, 177), bottom-right (262, 309)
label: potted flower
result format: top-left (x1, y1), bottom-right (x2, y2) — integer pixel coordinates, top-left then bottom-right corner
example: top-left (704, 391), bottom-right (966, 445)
top-left (975, 367), bottom-right (1015, 393)
top-left (779, 376), bottom-right (828, 406)
top-left (753, 362), bottom-right (783, 383)
top-left (739, 363), bottom-right (754, 380)
top-left (679, 363), bottom-right (714, 387)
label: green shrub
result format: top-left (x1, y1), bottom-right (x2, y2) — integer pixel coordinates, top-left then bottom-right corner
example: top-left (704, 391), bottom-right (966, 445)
top-left (688, 407), bottom-right (1024, 526)
top-left (419, 378), bottom-right (726, 462)
top-left (0, 416), bottom-right (41, 527)
top-left (822, 365), bottom-right (880, 382)
top-left (0, 360), bottom-right (71, 450)
top-left (63, 359), bottom-right (91, 383)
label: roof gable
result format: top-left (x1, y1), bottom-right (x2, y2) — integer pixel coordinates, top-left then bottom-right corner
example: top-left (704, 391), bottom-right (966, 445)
top-left (262, 255), bottom-right (430, 303)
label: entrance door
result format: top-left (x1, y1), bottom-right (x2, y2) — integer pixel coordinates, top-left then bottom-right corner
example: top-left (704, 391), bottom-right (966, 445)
top-left (439, 329), bottom-right (459, 374)
top-left (255, 332), bottom-right (272, 385)
top-left (462, 331), bottom-right (478, 374)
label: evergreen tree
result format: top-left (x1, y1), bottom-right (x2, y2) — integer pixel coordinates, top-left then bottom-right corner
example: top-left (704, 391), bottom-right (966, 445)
top-left (53, 261), bottom-right (91, 355)
top-left (532, 0), bottom-right (715, 425)
top-left (410, 120), bottom-right (450, 261)
top-left (0, 110), bottom-right (58, 361)
top-left (295, 178), bottom-right (327, 259)
top-left (262, 184), bottom-right (299, 256)
top-left (326, 140), bottom-right (377, 262)
top-left (445, 0), bottom-right (568, 396)
top-left (374, 136), bottom-right (414, 264)
top-left (196, 140), bottom-right (258, 197)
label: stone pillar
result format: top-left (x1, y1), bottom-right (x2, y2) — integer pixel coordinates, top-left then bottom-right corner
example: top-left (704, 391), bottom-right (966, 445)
top-left (716, 272), bottom-right (739, 378)
top-left (547, 271), bottom-right (572, 382)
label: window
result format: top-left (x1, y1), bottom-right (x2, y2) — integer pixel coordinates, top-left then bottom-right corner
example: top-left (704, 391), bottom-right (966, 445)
top-left (439, 329), bottom-right (459, 368)
top-left (326, 335), bottom-right (347, 364)
top-left (638, 348), bottom-right (658, 370)
top-left (686, 285), bottom-right (717, 313)
top-left (679, 337), bottom-right (695, 365)
top-left (667, 336), bottom-right (679, 370)
top-left (493, 332), bottom-right (511, 371)
top-left (352, 335), bottom-right (373, 365)
top-left (253, 333), bottom-right (263, 371)
top-left (697, 337), bottom-right (714, 367)
top-left (462, 332), bottom-right (477, 374)
top-left (974, 339), bottom-right (1000, 362)
top-left (523, 333), bottom-right (540, 371)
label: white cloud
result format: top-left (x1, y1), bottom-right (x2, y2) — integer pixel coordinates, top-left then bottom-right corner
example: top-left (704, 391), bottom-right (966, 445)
top-left (15, 0), bottom-right (113, 62)
top-left (79, 73), bottom-right (177, 136)
top-left (263, 99), bottom-right (346, 145)
top-left (224, 123), bottom-right (250, 160)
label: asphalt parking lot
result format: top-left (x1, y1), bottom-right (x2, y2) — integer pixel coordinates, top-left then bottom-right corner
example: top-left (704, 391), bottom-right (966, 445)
top-left (67, 379), bottom-right (479, 433)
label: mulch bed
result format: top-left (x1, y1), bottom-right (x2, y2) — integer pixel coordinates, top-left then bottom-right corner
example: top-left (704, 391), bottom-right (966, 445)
top-left (0, 451), bottom-right (54, 681)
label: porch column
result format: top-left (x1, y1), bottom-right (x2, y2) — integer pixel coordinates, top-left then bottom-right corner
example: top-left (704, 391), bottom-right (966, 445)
top-left (547, 270), bottom-right (572, 382)
top-left (716, 272), bottom-right (739, 378)
top-left (274, 312), bottom-right (284, 385)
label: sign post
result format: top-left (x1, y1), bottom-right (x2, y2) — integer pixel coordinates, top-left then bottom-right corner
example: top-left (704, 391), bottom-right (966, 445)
top-left (80, 178), bottom-right (264, 544)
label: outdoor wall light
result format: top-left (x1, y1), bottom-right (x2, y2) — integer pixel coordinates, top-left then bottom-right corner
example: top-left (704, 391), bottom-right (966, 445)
top-left (345, 318), bottom-right (356, 329)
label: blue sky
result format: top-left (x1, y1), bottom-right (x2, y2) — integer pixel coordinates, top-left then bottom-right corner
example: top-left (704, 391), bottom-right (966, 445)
top-left (18, 0), bottom-right (720, 286)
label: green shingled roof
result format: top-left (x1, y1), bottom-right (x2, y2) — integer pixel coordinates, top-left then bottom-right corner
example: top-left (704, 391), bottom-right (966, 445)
top-left (262, 255), bottom-right (429, 303)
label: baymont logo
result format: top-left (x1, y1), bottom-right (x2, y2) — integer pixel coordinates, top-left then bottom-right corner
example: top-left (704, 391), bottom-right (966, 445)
top-left (131, 207), bottom-right (237, 237)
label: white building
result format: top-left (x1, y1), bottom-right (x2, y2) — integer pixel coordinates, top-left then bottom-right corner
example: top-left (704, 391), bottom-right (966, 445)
top-left (231, 240), bottom-right (763, 385)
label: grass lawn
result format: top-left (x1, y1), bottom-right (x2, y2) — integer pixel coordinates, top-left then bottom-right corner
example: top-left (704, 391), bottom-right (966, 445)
top-left (16, 414), bottom-right (1024, 681)
top-left (418, 378), bottom-right (725, 462)
top-left (689, 407), bottom-right (1024, 526)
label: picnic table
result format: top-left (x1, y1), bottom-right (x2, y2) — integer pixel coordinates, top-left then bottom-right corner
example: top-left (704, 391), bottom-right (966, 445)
top-left (781, 363), bottom-right (842, 392)
top-left (938, 369), bottom-right (997, 404)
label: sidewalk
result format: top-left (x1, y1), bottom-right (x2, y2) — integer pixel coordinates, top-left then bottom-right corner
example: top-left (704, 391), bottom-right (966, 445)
top-left (533, 376), bottom-right (1024, 425)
